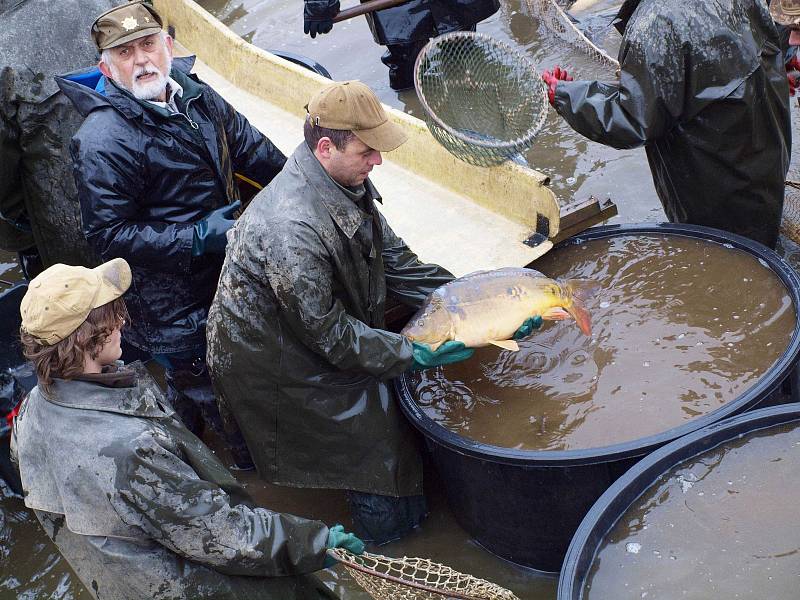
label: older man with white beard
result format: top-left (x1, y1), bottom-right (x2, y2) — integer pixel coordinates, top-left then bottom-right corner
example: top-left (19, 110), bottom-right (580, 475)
top-left (56, 1), bottom-right (286, 469)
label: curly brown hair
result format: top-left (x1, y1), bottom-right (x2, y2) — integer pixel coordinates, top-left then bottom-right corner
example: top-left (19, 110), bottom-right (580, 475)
top-left (20, 297), bottom-right (129, 395)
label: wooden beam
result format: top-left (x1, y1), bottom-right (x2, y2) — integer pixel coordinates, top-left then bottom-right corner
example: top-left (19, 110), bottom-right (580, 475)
top-left (551, 196), bottom-right (618, 245)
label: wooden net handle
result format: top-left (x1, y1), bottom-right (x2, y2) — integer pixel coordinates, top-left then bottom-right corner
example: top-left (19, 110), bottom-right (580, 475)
top-left (333, 0), bottom-right (410, 23)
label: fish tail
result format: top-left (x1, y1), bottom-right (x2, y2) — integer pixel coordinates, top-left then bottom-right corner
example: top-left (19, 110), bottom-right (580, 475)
top-left (564, 280), bottom-right (599, 336)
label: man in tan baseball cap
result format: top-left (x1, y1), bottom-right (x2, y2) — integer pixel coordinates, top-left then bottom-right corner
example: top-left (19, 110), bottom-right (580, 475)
top-left (306, 80), bottom-right (408, 154)
top-left (304, 80), bottom-right (408, 185)
top-left (206, 80), bottom-right (464, 545)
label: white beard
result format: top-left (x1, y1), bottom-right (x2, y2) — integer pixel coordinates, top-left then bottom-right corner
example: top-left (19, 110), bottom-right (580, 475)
top-left (109, 55), bottom-right (173, 101)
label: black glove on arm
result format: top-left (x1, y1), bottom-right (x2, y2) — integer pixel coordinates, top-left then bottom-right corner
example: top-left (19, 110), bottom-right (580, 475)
top-left (304, 0), bottom-right (339, 38)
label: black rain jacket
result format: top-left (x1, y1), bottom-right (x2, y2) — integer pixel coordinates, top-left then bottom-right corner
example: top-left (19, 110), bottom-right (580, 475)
top-left (56, 58), bottom-right (286, 353)
top-left (554, 0), bottom-right (791, 248)
top-left (359, 0), bottom-right (500, 45)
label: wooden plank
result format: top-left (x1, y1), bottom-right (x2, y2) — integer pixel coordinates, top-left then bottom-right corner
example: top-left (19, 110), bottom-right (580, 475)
top-left (551, 196), bottom-right (618, 245)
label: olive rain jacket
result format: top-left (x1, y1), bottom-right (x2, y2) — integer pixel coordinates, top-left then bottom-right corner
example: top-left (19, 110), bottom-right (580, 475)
top-left (55, 57), bottom-right (286, 354)
top-left (359, 0), bottom-right (500, 45)
top-left (554, 0), bottom-right (791, 248)
top-left (207, 142), bottom-right (453, 497)
top-left (10, 363), bottom-right (335, 600)
top-left (0, 0), bottom-right (116, 264)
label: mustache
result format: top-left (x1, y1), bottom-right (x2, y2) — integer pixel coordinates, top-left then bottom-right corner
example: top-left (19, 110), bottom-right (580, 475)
top-left (133, 65), bottom-right (160, 80)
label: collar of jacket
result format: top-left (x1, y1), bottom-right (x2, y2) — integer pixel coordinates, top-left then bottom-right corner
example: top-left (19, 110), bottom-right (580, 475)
top-left (613, 0), bottom-right (642, 35)
top-left (42, 361), bottom-right (172, 418)
top-left (294, 141), bottom-right (383, 240)
top-left (55, 55), bottom-right (198, 120)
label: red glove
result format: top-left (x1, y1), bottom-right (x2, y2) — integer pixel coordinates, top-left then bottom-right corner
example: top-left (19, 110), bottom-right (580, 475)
top-left (541, 66), bottom-right (573, 105)
top-left (5, 399), bottom-right (21, 430)
top-left (787, 55), bottom-right (800, 97)
top-left (789, 72), bottom-right (799, 97)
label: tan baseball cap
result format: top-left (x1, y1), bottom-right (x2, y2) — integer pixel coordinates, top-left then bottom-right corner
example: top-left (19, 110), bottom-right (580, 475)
top-left (91, 1), bottom-right (164, 51)
top-left (306, 80), bottom-right (408, 152)
top-left (20, 259), bottom-right (132, 346)
top-left (771, 0), bottom-right (800, 26)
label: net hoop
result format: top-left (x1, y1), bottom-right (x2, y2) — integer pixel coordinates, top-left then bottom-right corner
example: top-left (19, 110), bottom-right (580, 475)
top-left (414, 31), bottom-right (549, 166)
top-left (328, 548), bottom-right (521, 600)
top-left (523, 0), bottom-right (620, 74)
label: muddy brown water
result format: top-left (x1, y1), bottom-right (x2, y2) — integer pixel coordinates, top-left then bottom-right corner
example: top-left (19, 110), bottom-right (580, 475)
top-left (583, 421), bottom-right (800, 599)
top-left (410, 235), bottom-right (796, 451)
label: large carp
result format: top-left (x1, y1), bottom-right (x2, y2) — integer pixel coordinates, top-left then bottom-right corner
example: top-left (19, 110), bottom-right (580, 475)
top-left (402, 267), bottom-right (596, 352)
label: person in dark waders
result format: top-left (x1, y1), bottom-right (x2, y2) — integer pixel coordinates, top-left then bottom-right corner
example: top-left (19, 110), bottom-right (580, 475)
top-left (0, 0), bottom-right (120, 277)
top-left (206, 80), bottom-right (487, 545)
top-left (541, 0), bottom-right (791, 249)
top-left (56, 1), bottom-right (287, 469)
top-left (11, 258), bottom-right (363, 600)
top-left (302, 0), bottom-right (501, 90)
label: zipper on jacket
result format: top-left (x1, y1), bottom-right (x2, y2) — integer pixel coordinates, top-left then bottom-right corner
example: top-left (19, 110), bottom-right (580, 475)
top-left (179, 96), bottom-right (200, 130)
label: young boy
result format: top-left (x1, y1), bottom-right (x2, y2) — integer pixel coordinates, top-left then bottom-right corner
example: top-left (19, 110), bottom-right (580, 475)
top-left (11, 258), bottom-right (361, 599)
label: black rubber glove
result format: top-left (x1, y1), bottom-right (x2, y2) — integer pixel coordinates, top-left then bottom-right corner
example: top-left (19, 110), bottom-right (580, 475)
top-left (191, 201), bottom-right (240, 257)
top-left (304, 0), bottom-right (339, 39)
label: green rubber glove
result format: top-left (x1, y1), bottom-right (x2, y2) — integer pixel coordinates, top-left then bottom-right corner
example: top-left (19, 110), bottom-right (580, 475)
top-left (512, 315), bottom-right (543, 340)
top-left (191, 200), bottom-right (241, 257)
top-left (324, 524), bottom-right (365, 568)
top-left (411, 341), bottom-right (475, 370)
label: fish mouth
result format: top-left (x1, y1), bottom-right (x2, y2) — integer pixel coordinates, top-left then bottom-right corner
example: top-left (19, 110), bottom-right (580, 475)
top-left (541, 307), bottom-right (592, 335)
top-left (541, 307), bottom-right (570, 321)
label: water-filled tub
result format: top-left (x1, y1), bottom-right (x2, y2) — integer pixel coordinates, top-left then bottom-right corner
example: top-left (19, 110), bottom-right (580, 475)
top-left (396, 224), bottom-right (800, 571)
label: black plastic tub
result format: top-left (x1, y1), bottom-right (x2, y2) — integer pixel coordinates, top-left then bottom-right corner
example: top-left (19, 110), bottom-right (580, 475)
top-left (395, 223), bottom-right (800, 572)
top-left (557, 402), bottom-right (800, 598)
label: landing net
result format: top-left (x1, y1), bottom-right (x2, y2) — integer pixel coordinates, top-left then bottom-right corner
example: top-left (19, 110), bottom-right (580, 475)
top-left (414, 31), bottom-right (548, 167)
top-left (328, 548), bottom-right (521, 600)
top-left (523, 0), bottom-right (619, 76)
top-left (782, 179), bottom-right (800, 244)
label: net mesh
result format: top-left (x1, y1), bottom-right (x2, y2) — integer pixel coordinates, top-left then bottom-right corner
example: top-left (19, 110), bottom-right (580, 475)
top-left (414, 31), bottom-right (549, 167)
top-left (328, 549), bottom-right (521, 600)
top-left (522, 0), bottom-right (620, 76)
top-left (782, 179), bottom-right (800, 244)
